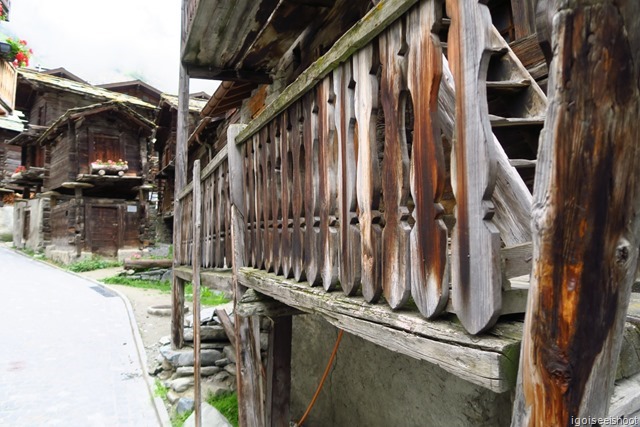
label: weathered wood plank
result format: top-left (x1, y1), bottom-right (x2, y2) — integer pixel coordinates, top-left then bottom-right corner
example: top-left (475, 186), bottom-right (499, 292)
top-left (354, 44), bottom-right (383, 303)
top-left (289, 102), bottom-right (306, 281)
top-left (511, 1), bottom-right (640, 425)
top-left (173, 267), bottom-right (233, 296)
top-left (447, 0), bottom-right (502, 334)
top-left (334, 61), bottom-right (361, 295)
top-left (379, 20), bottom-right (410, 309)
top-left (406, 1), bottom-right (449, 318)
top-left (172, 62), bottom-right (190, 350)
top-left (228, 124), bottom-right (265, 427)
top-left (237, 289), bottom-right (303, 318)
top-left (214, 307), bottom-right (237, 350)
top-left (191, 160), bottom-right (203, 427)
top-left (317, 76), bottom-right (339, 291)
top-left (265, 316), bottom-right (292, 427)
top-left (238, 267), bottom-right (520, 393)
top-left (269, 123), bottom-right (282, 275)
top-left (303, 91), bottom-right (320, 285)
top-left (280, 112), bottom-right (293, 278)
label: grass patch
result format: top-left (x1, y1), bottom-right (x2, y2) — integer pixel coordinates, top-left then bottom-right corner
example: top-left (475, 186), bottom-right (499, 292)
top-left (154, 379), bottom-right (169, 401)
top-left (67, 256), bottom-right (122, 272)
top-left (206, 392), bottom-right (239, 427)
top-left (102, 276), bottom-right (172, 292)
top-left (101, 276), bottom-right (230, 306)
top-left (171, 410), bottom-right (192, 427)
top-left (0, 232), bottom-right (12, 242)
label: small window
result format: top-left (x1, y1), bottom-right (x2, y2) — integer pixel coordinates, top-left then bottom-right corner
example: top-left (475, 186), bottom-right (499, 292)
top-left (91, 133), bottom-right (122, 163)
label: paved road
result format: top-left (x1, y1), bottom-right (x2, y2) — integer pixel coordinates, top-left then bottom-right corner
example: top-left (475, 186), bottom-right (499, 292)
top-left (0, 247), bottom-right (162, 426)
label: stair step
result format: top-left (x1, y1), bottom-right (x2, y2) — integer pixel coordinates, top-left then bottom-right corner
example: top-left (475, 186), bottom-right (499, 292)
top-left (489, 115), bottom-right (545, 127)
top-left (509, 159), bottom-right (537, 168)
top-left (486, 79), bottom-right (530, 94)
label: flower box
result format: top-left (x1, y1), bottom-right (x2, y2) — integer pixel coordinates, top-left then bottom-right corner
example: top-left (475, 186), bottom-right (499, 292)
top-left (91, 162), bottom-right (128, 176)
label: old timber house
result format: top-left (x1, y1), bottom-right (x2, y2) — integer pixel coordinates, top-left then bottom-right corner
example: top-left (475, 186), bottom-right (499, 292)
top-left (6, 69), bottom-right (158, 261)
top-left (173, 0), bottom-right (640, 426)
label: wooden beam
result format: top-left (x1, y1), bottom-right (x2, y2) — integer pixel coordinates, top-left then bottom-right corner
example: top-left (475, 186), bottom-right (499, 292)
top-left (173, 266), bottom-right (234, 296)
top-left (185, 66), bottom-right (272, 84)
top-left (238, 267), bottom-right (521, 392)
top-left (237, 289), bottom-right (303, 318)
top-left (192, 160), bottom-right (203, 427)
top-left (265, 316), bottom-right (292, 426)
top-left (228, 123), bottom-right (265, 427)
top-left (511, 1), bottom-right (640, 425)
top-left (214, 307), bottom-right (237, 349)
top-left (172, 58), bottom-right (190, 349)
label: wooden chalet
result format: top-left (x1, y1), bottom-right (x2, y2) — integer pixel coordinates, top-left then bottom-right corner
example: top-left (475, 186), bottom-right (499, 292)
top-left (174, 0), bottom-right (640, 425)
top-left (8, 68), bottom-right (158, 257)
top-left (153, 93), bottom-right (208, 243)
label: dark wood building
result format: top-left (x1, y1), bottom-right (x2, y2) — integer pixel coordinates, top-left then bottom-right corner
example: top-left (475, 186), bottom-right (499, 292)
top-left (8, 68), bottom-right (158, 258)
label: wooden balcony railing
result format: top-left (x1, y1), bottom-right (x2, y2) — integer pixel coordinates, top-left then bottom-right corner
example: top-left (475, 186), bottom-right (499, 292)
top-left (177, 147), bottom-right (232, 270)
top-left (176, 0), bottom-right (540, 337)
top-left (0, 59), bottom-right (16, 114)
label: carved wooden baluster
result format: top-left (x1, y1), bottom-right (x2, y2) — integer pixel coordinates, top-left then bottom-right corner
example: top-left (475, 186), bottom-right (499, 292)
top-left (261, 127), bottom-right (273, 272)
top-left (407, 1), bottom-right (449, 318)
top-left (216, 166), bottom-right (226, 268)
top-left (317, 75), bottom-right (339, 291)
top-left (380, 20), bottom-right (412, 309)
top-left (246, 138), bottom-right (258, 268)
top-left (304, 91), bottom-right (321, 286)
top-left (210, 173), bottom-right (219, 268)
top-left (280, 112), bottom-right (293, 278)
top-left (270, 121), bottom-right (282, 275)
top-left (253, 135), bottom-right (265, 270)
top-left (206, 176), bottom-right (214, 268)
top-left (335, 60), bottom-right (361, 296)
top-left (290, 101), bottom-right (306, 281)
top-left (223, 162), bottom-right (233, 268)
top-left (354, 44), bottom-right (383, 303)
top-left (447, 0), bottom-right (501, 334)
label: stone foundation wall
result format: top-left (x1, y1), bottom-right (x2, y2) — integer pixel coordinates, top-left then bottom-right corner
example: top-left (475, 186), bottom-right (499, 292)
top-left (290, 315), bottom-right (513, 426)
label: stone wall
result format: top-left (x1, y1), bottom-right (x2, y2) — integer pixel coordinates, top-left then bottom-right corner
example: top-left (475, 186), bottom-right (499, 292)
top-left (12, 197), bottom-right (50, 251)
top-left (0, 205), bottom-right (13, 241)
top-left (290, 315), bottom-right (513, 426)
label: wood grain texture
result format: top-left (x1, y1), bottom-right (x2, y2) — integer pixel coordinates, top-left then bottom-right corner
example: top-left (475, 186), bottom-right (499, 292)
top-left (289, 102), bottom-right (306, 282)
top-left (447, 0), bottom-right (502, 334)
top-left (191, 160), bottom-right (202, 427)
top-left (406, 1), bottom-right (449, 318)
top-left (317, 76), bottom-right (339, 291)
top-left (511, 1), bottom-right (640, 425)
top-left (280, 112), bottom-right (293, 278)
top-left (228, 124), bottom-right (265, 427)
top-left (379, 20), bottom-right (411, 309)
top-left (354, 44), bottom-right (383, 303)
top-left (334, 61), bottom-right (361, 296)
top-left (303, 91), bottom-right (320, 285)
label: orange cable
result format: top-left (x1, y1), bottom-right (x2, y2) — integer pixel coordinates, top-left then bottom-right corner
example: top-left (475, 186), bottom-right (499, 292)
top-left (297, 329), bottom-right (344, 427)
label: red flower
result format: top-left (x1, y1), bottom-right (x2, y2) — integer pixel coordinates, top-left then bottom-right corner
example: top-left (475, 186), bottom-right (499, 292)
top-left (19, 40), bottom-right (27, 45)
top-left (15, 52), bottom-right (24, 61)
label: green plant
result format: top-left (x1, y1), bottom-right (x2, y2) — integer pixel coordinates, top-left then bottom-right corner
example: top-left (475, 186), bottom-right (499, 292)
top-left (206, 392), bottom-right (238, 427)
top-left (67, 256), bottom-right (122, 272)
top-left (171, 410), bottom-right (192, 427)
top-left (154, 379), bottom-right (169, 400)
top-left (19, 247), bottom-right (37, 257)
top-left (0, 233), bottom-right (11, 242)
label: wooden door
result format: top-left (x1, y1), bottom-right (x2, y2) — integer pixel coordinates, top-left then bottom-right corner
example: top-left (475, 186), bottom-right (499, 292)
top-left (90, 206), bottom-right (119, 257)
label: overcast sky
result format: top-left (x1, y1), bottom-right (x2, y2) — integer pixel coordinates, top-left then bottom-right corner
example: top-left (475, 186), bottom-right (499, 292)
top-left (1, 0), bottom-right (219, 96)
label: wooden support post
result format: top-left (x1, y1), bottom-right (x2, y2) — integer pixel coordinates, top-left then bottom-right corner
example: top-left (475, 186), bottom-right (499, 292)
top-left (265, 316), bottom-right (292, 427)
top-left (171, 56), bottom-right (190, 349)
top-left (228, 124), bottom-right (264, 427)
top-left (192, 160), bottom-right (202, 427)
top-left (511, 1), bottom-right (640, 425)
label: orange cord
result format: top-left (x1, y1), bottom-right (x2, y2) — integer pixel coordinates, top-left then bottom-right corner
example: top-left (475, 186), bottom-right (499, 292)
top-left (296, 329), bottom-right (344, 427)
